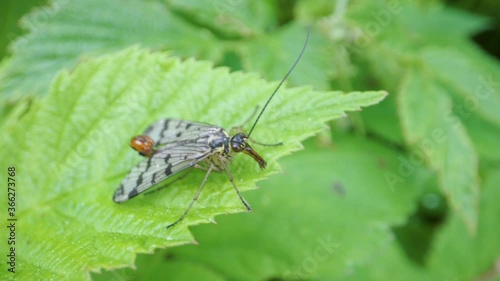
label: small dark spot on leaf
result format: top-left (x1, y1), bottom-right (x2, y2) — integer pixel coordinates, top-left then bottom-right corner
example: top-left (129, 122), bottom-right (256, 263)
top-left (164, 252), bottom-right (175, 260)
top-left (332, 181), bottom-right (346, 197)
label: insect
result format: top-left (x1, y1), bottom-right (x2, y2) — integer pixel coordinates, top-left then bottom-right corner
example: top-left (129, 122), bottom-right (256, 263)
top-left (114, 29), bottom-right (310, 229)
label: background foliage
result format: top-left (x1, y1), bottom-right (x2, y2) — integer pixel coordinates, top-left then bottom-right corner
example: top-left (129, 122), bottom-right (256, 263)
top-left (0, 0), bottom-right (499, 280)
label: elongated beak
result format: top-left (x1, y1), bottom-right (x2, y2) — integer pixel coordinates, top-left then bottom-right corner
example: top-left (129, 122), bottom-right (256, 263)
top-left (243, 145), bottom-right (267, 169)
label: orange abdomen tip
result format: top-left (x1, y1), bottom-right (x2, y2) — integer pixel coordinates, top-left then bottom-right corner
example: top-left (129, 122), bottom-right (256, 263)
top-left (130, 135), bottom-right (155, 157)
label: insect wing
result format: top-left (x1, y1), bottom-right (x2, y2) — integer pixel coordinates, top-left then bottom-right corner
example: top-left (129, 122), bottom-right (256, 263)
top-left (143, 119), bottom-right (220, 146)
top-left (114, 142), bottom-right (212, 202)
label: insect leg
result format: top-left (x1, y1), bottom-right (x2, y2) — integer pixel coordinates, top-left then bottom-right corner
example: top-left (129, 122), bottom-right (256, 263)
top-left (222, 164), bottom-right (252, 212)
top-left (193, 163), bottom-right (219, 172)
top-left (229, 106), bottom-right (260, 135)
top-left (166, 164), bottom-right (216, 229)
top-left (241, 105), bottom-right (259, 127)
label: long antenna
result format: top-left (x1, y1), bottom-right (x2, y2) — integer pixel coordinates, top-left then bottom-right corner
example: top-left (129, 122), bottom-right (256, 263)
top-left (247, 27), bottom-right (311, 137)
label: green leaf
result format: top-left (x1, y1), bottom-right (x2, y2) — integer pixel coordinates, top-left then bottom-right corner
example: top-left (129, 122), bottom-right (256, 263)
top-left (350, 1), bottom-right (498, 234)
top-left (461, 113), bottom-right (500, 161)
top-left (427, 169), bottom-right (500, 280)
top-left (398, 67), bottom-right (479, 234)
top-left (341, 245), bottom-right (437, 281)
top-left (420, 48), bottom-right (500, 127)
top-left (353, 2), bottom-right (494, 150)
top-left (0, 0), bottom-right (220, 100)
top-left (239, 22), bottom-right (335, 90)
top-left (360, 94), bottom-right (405, 144)
top-left (94, 135), bottom-right (424, 280)
top-left (96, 252), bottom-right (227, 281)
top-left (0, 47), bottom-right (386, 280)
top-left (166, 0), bottom-right (276, 37)
top-left (0, 0), bottom-right (343, 105)
top-left (396, 4), bottom-right (489, 41)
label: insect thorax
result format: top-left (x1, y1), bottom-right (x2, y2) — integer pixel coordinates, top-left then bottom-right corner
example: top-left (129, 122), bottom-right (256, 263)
top-left (206, 129), bottom-right (233, 170)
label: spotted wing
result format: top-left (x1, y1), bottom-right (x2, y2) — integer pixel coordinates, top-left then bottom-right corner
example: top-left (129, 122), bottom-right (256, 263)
top-left (114, 143), bottom-right (211, 202)
top-left (142, 119), bottom-right (221, 146)
top-left (114, 119), bottom-right (225, 203)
